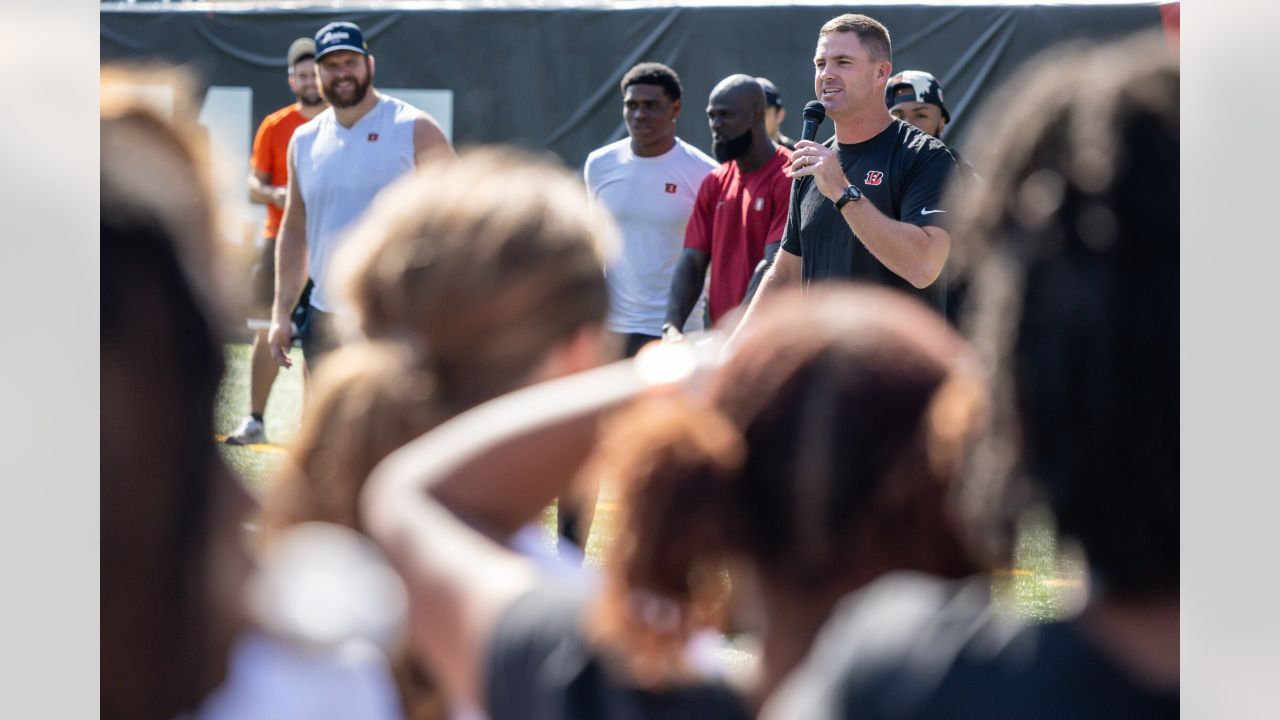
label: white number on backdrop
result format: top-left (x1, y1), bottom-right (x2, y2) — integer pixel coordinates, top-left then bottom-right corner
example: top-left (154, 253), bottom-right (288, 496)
top-left (197, 86), bottom-right (256, 245)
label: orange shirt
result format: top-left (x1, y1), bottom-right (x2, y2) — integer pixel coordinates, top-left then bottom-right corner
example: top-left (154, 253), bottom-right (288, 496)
top-left (250, 104), bottom-right (311, 239)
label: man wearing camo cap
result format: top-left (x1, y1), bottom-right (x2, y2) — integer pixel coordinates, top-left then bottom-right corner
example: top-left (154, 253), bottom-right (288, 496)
top-left (885, 69), bottom-right (976, 179)
top-left (885, 69), bottom-right (976, 325)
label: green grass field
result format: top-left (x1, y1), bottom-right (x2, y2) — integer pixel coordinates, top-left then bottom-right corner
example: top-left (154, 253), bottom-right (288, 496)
top-left (215, 341), bottom-right (1084, 622)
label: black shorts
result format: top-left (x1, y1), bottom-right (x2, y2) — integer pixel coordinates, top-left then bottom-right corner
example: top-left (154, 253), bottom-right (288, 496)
top-left (301, 309), bottom-right (341, 371)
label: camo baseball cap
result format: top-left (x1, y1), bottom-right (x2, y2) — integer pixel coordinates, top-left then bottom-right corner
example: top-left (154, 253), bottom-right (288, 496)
top-left (287, 37), bottom-right (316, 68)
top-left (885, 70), bottom-right (951, 123)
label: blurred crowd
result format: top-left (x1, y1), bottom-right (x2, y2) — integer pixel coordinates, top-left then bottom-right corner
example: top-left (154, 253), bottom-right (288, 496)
top-left (102, 14), bottom-right (1178, 720)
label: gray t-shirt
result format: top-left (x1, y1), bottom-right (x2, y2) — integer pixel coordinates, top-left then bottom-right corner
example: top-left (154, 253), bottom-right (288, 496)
top-left (486, 584), bottom-right (750, 720)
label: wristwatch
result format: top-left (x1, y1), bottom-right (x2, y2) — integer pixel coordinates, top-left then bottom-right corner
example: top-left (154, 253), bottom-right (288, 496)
top-left (834, 184), bottom-right (862, 210)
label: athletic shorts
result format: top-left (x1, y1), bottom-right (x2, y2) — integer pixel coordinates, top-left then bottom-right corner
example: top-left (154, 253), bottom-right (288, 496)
top-left (301, 309), bottom-right (342, 372)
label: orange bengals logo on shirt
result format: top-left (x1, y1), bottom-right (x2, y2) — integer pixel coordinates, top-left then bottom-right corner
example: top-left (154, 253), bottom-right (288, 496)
top-left (865, 170), bottom-right (884, 185)
top-left (664, 183), bottom-right (678, 194)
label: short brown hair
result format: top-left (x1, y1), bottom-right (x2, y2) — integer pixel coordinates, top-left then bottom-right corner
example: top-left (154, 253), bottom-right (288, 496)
top-left (820, 13), bottom-right (892, 62)
top-left (335, 147), bottom-right (615, 414)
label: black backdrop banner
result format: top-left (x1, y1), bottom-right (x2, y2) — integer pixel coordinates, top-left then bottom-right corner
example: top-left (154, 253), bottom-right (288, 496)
top-left (101, 2), bottom-right (1166, 170)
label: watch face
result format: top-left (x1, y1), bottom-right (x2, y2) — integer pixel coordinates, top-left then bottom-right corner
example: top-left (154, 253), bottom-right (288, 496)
top-left (846, 185), bottom-right (861, 201)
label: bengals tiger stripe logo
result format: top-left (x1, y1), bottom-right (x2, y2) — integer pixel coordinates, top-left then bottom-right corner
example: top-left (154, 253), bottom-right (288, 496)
top-left (865, 170), bottom-right (884, 185)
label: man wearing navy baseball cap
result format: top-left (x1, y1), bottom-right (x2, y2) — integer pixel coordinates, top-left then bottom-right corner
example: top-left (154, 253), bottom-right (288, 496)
top-left (269, 21), bottom-right (454, 374)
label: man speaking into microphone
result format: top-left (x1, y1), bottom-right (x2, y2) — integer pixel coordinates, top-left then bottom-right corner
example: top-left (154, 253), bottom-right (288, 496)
top-left (735, 13), bottom-right (959, 331)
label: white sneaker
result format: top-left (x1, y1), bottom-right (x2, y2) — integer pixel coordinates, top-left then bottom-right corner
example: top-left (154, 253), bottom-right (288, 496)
top-left (225, 416), bottom-right (266, 446)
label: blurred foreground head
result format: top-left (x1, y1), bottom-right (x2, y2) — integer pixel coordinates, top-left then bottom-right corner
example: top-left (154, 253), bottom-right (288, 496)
top-left (262, 340), bottom-right (440, 539)
top-left (101, 69), bottom-right (253, 719)
top-left (336, 147), bottom-right (614, 415)
top-left (950, 31), bottom-right (1178, 599)
top-left (594, 285), bottom-right (987, 684)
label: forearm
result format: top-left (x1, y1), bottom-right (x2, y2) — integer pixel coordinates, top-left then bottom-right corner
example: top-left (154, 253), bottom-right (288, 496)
top-left (841, 203), bottom-right (948, 288)
top-left (247, 174), bottom-right (280, 206)
top-left (367, 360), bottom-right (650, 540)
top-left (273, 224), bottom-right (307, 320)
top-left (735, 250), bottom-right (796, 335)
top-left (369, 489), bottom-right (535, 712)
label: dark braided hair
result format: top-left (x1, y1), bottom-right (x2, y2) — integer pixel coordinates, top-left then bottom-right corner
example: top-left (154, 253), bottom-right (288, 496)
top-left (948, 31), bottom-right (1179, 598)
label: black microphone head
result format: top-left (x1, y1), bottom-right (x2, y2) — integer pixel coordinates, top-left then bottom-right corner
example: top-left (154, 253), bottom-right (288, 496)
top-left (802, 100), bottom-right (827, 123)
top-left (800, 101), bottom-right (827, 142)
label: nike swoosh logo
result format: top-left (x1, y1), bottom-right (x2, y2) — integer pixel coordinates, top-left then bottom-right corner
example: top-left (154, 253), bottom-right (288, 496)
top-left (920, 208), bottom-right (947, 215)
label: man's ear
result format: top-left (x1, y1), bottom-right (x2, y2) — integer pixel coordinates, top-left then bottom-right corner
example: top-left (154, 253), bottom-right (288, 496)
top-left (876, 60), bottom-right (892, 84)
top-left (671, 98), bottom-right (682, 119)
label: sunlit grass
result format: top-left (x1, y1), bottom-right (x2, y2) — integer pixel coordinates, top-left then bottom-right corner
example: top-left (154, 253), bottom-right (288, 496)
top-left (215, 341), bottom-right (1084, 622)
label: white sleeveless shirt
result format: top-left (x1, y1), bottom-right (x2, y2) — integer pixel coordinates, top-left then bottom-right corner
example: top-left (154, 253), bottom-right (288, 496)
top-left (291, 93), bottom-right (419, 312)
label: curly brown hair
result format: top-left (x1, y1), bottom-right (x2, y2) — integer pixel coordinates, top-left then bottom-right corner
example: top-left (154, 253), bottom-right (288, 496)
top-left (588, 285), bottom-right (988, 686)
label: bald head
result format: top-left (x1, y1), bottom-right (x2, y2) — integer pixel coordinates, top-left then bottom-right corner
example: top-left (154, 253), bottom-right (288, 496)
top-left (707, 74), bottom-right (771, 164)
top-left (710, 74), bottom-right (766, 112)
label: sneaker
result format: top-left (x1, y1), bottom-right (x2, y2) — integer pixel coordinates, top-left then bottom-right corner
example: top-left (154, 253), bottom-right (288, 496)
top-left (225, 416), bottom-right (266, 446)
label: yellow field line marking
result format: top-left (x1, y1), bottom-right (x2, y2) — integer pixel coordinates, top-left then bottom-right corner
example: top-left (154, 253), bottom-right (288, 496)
top-left (212, 435), bottom-right (288, 454)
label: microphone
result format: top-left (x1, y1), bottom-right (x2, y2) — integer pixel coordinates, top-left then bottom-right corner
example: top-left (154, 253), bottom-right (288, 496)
top-left (792, 101), bottom-right (828, 193)
top-left (800, 100), bottom-right (827, 143)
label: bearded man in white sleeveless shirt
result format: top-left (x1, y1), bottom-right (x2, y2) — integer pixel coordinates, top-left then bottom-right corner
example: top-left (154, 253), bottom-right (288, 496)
top-left (269, 21), bottom-right (453, 373)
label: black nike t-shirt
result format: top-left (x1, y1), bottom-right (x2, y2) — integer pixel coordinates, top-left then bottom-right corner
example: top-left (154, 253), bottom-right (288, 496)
top-left (780, 119), bottom-right (958, 312)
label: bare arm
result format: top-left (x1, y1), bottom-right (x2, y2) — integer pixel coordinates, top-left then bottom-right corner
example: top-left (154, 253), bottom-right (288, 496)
top-left (730, 248), bottom-right (800, 344)
top-left (362, 360), bottom-right (657, 710)
top-left (788, 140), bottom-right (949, 288)
top-left (268, 140), bottom-right (308, 368)
top-left (413, 114), bottom-right (455, 163)
top-left (837, 202), bottom-right (950, 289)
top-left (247, 168), bottom-right (286, 208)
top-left (664, 248), bottom-right (711, 334)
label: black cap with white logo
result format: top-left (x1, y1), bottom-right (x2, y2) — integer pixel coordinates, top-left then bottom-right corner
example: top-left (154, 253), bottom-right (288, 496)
top-left (314, 21), bottom-right (369, 60)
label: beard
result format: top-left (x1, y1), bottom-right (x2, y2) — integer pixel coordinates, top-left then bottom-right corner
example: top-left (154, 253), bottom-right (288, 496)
top-left (712, 128), bottom-right (753, 163)
top-left (297, 88), bottom-right (324, 108)
top-left (321, 67), bottom-right (372, 109)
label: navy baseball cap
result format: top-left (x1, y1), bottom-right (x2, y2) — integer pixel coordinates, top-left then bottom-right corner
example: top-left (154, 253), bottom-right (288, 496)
top-left (314, 21), bottom-right (369, 60)
top-left (755, 77), bottom-right (784, 108)
top-left (885, 70), bottom-right (951, 123)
